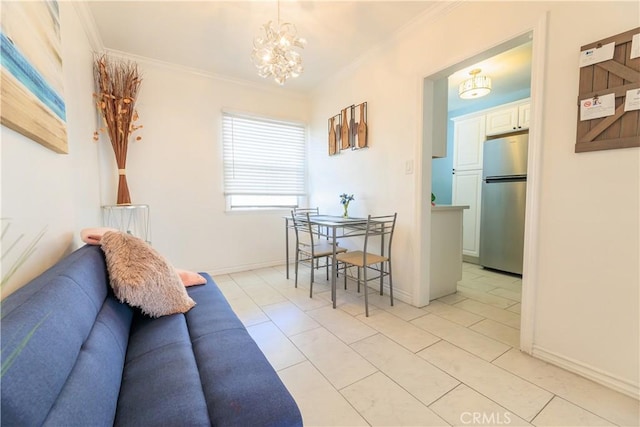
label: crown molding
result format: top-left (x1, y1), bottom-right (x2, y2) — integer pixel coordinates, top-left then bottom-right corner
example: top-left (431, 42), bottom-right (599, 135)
top-left (103, 48), bottom-right (309, 100)
top-left (72, 1), bottom-right (105, 53)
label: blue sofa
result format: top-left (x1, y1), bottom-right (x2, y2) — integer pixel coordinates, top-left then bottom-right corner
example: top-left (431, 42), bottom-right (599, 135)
top-left (1, 245), bottom-right (302, 426)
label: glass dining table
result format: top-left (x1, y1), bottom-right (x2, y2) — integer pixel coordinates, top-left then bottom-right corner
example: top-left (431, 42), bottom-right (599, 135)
top-left (284, 214), bottom-right (369, 308)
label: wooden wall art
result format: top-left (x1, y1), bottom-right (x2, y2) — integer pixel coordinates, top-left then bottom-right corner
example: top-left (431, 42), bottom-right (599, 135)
top-left (575, 27), bottom-right (640, 153)
top-left (328, 112), bottom-right (340, 155)
top-left (327, 102), bottom-right (367, 155)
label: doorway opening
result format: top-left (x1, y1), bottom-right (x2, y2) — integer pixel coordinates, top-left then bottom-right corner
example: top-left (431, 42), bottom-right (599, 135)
top-left (419, 23), bottom-right (546, 353)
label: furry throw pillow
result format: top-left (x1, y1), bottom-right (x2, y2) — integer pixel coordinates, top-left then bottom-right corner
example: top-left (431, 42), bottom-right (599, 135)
top-left (100, 231), bottom-right (195, 317)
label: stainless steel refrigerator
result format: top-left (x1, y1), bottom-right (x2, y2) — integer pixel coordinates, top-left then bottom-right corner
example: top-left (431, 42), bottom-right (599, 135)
top-left (479, 134), bottom-right (528, 275)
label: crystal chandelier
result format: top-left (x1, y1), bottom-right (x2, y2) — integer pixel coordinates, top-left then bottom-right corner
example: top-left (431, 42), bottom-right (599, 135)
top-left (251, 1), bottom-right (306, 85)
top-left (458, 68), bottom-right (492, 99)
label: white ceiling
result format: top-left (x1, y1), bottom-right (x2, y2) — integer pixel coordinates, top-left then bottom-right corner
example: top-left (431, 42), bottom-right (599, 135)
top-left (87, 1), bottom-right (532, 97)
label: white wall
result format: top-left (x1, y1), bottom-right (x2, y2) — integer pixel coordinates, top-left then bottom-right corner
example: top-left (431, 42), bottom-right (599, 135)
top-left (308, 2), bottom-right (639, 396)
top-left (97, 56), bottom-right (311, 273)
top-left (1, 3), bottom-right (101, 298)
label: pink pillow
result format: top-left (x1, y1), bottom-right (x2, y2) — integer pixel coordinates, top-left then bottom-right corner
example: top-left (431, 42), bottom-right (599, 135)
top-left (81, 227), bottom-right (118, 245)
top-left (176, 269), bottom-right (207, 287)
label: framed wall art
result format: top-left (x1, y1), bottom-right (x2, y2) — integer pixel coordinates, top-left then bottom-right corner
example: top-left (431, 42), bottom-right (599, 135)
top-left (1, 1), bottom-right (68, 154)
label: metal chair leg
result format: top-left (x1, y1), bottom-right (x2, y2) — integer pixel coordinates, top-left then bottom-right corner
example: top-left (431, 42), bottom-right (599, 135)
top-left (294, 250), bottom-right (299, 288)
top-left (363, 266), bottom-right (369, 317)
top-left (379, 261), bottom-right (384, 295)
top-left (388, 260), bottom-right (394, 306)
top-left (310, 261), bottom-right (314, 298)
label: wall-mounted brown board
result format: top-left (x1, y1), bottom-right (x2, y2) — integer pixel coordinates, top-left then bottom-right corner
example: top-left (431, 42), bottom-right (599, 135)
top-left (575, 27), bottom-right (640, 153)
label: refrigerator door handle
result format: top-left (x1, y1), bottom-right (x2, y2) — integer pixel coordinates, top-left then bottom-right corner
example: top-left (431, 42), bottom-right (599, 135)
top-left (485, 175), bottom-right (527, 183)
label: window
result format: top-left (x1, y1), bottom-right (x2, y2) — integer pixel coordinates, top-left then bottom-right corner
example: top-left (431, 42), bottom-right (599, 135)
top-left (222, 111), bottom-right (306, 210)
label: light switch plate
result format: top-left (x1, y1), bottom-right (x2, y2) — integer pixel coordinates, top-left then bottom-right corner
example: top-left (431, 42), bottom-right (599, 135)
top-left (405, 160), bottom-right (414, 174)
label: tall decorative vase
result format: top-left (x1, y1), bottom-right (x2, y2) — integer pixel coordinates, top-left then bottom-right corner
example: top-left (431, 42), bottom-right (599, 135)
top-left (93, 55), bottom-right (143, 205)
top-left (343, 202), bottom-right (349, 218)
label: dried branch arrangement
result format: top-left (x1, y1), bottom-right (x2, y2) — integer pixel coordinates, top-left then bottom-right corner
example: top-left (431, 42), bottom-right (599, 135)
top-left (93, 55), bottom-right (143, 205)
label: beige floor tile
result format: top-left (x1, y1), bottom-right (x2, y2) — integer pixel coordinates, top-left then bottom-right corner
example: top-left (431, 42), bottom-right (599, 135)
top-left (290, 327), bottom-right (377, 390)
top-left (507, 303), bottom-right (522, 314)
top-left (494, 349), bottom-right (639, 427)
top-left (489, 287), bottom-right (522, 302)
top-left (475, 269), bottom-right (521, 285)
top-left (278, 361), bottom-right (369, 427)
top-left (246, 321), bottom-right (306, 371)
top-left (351, 333), bottom-right (459, 406)
top-left (368, 293), bottom-right (427, 321)
top-left (470, 318), bottom-right (521, 348)
top-left (315, 289), bottom-right (368, 317)
top-left (437, 292), bottom-right (468, 305)
top-left (493, 279), bottom-right (523, 292)
top-left (243, 284), bottom-right (290, 307)
top-left (457, 278), bottom-right (498, 293)
top-left (225, 295), bottom-right (270, 326)
top-left (306, 306), bottom-right (377, 344)
top-left (412, 314), bottom-right (511, 361)
top-left (357, 309), bottom-right (441, 353)
top-left (229, 271), bottom-right (265, 286)
top-left (418, 341), bottom-right (553, 422)
top-left (215, 280), bottom-right (247, 300)
top-left (454, 299), bottom-right (521, 329)
top-left (341, 372), bottom-right (449, 426)
top-left (531, 396), bottom-right (616, 426)
top-left (429, 384), bottom-right (531, 426)
top-left (422, 300), bottom-right (484, 327)
top-left (262, 301), bottom-right (321, 336)
top-left (457, 285), bottom-right (516, 309)
top-left (276, 285), bottom-right (331, 311)
top-left (210, 273), bottom-right (233, 283)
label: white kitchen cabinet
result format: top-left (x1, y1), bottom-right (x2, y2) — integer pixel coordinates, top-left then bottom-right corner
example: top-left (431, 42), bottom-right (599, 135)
top-left (452, 115), bottom-right (485, 171)
top-left (452, 169), bottom-right (482, 258)
top-left (485, 100), bottom-right (530, 136)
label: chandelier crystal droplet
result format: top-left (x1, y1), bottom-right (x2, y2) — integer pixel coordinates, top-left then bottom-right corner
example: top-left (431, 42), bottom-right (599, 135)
top-left (251, 12), bottom-right (306, 85)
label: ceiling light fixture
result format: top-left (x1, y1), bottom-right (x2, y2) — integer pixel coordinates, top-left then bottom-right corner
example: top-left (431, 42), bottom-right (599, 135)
top-left (251, 0), bottom-right (306, 85)
top-left (458, 68), bottom-right (492, 99)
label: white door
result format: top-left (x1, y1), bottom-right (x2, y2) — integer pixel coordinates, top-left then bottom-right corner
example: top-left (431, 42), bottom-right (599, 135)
top-left (452, 169), bottom-right (483, 257)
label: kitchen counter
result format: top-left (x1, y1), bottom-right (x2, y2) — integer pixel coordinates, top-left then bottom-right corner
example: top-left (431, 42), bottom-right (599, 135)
top-left (431, 204), bottom-right (469, 211)
top-left (430, 205), bottom-right (468, 300)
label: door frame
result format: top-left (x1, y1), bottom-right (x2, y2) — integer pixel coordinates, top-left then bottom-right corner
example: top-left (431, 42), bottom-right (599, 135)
top-left (416, 12), bottom-right (548, 354)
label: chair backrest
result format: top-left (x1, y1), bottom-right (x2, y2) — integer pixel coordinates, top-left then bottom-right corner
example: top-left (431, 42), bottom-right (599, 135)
top-left (293, 207), bottom-right (322, 238)
top-left (290, 211), bottom-right (316, 247)
top-left (363, 213), bottom-right (397, 261)
top-left (293, 207), bottom-right (320, 216)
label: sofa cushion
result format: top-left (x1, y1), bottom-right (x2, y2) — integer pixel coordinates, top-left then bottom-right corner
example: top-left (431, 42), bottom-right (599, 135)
top-left (1, 245), bottom-right (133, 427)
top-left (114, 312), bottom-right (210, 426)
top-left (100, 231), bottom-right (195, 317)
top-left (185, 275), bottom-right (303, 427)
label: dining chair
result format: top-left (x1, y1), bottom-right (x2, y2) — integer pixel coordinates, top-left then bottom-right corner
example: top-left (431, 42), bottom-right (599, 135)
top-left (291, 211), bottom-right (347, 298)
top-left (292, 207), bottom-right (320, 216)
top-left (336, 213), bottom-right (397, 316)
top-left (293, 207), bottom-right (324, 239)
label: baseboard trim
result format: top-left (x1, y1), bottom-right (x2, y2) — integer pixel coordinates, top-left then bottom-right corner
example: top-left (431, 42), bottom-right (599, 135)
top-left (204, 260), bottom-right (284, 276)
top-left (532, 345), bottom-right (639, 399)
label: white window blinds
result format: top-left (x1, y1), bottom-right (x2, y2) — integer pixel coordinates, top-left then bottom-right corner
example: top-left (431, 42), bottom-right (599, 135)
top-left (222, 112), bottom-right (306, 196)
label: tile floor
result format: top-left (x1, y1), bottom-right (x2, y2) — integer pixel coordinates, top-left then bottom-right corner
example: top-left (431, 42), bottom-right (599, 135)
top-left (211, 262), bottom-right (639, 427)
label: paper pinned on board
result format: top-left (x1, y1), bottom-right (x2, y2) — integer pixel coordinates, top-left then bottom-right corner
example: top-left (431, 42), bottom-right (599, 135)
top-left (630, 33), bottom-right (640, 59)
top-left (579, 42), bottom-right (615, 67)
top-left (579, 93), bottom-right (615, 121)
top-left (624, 88), bottom-right (640, 112)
